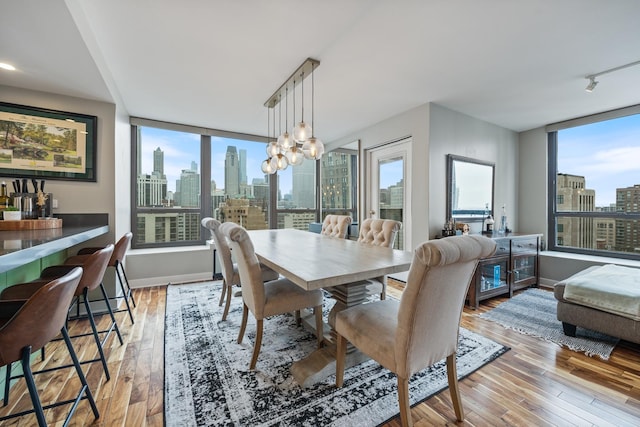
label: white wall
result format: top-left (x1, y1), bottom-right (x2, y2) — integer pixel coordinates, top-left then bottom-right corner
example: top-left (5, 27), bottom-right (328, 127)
top-left (330, 104), bottom-right (430, 247)
top-left (428, 104), bottom-right (519, 237)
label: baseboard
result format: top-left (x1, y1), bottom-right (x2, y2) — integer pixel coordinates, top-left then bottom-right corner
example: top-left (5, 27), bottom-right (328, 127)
top-left (129, 272), bottom-right (213, 288)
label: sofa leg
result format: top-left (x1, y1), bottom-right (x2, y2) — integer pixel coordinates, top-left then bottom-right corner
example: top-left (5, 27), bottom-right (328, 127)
top-left (562, 322), bottom-right (577, 337)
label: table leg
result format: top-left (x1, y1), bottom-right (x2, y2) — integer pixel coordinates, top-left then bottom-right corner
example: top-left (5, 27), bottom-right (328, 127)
top-left (291, 280), bottom-right (370, 387)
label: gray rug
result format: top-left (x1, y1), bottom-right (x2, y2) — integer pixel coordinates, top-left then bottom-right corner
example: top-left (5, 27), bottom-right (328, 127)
top-left (164, 281), bottom-right (509, 426)
top-left (479, 288), bottom-right (619, 360)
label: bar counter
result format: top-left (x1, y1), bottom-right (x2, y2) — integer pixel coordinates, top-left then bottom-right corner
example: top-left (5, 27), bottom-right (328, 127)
top-left (0, 214), bottom-right (109, 274)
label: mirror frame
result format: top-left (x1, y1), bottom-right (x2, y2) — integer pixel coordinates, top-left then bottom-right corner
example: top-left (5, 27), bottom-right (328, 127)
top-left (446, 154), bottom-right (495, 222)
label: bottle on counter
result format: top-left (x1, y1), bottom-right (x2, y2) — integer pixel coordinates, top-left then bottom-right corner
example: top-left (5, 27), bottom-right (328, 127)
top-left (0, 181), bottom-right (9, 211)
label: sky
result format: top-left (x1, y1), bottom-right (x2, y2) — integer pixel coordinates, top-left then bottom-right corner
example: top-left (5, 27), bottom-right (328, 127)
top-left (557, 113), bottom-right (640, 207)
top-left (139, 127), bottom-right (293, 195)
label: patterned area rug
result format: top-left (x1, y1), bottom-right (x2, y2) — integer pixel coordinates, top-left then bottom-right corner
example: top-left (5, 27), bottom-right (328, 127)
top-left (479, 288), bottom-right (619, 359)
top-left (164, 281), bottom-right (509, 426)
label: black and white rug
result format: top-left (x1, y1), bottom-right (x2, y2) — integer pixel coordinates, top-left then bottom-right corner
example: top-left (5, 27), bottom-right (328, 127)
top-left (479, 288), bottom-right (619, 360)
top-left (164, 281), bottom-right (508, 426)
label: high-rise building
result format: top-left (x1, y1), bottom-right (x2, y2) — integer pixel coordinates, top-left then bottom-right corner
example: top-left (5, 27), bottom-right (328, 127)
top-left (178, 168), bottom-right (200, 208)
top-left (616, 184), bottom-right (640, 252)
top-left (239, 149), bottom-right (247, 185)
top-left (153, 147), bottom-right (165, 177)
top-left (556, 173), bottom-right (595, 248)
top-left (225, 146), bottom-right (240, 198)
top-left (292, 160), bottom-right (315, 208)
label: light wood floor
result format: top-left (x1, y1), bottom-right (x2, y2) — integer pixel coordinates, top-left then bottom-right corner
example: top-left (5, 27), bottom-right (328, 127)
top-left (2, 282), bottom-right (640, 426)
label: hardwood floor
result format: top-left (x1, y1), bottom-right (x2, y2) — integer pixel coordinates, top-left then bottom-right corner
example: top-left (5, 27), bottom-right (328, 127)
top-left (2, 283), bottom-right (640, 426)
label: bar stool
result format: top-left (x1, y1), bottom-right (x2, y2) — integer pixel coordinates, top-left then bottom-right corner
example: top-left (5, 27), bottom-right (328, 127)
top-left (1, 244), bottom-right (121, 383)
top-left (0, 267), bottom-right (101, 426)
top-left (74, 232), bottom-right (136, 324)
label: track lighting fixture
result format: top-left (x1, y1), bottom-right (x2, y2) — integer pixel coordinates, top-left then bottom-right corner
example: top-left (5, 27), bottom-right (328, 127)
top-left (584, 59), bottom-right (640, 93)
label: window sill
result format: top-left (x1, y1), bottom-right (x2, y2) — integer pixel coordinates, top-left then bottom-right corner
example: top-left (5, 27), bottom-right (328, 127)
top-left (128, 242), bottom-right (212, 256)
top-left (540, 250), bottom-right (640, 268)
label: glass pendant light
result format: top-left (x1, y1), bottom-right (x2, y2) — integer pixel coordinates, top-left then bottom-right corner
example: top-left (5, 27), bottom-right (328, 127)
top-left (293, 71), bottom-right (312, 143)
top-left (285, 144), bottom-right (305, 166)
top-left (271, 152), bottom-right (289, 171)
top-left (302, 63), bottom-right (324, 160)
top-left (277, 86), bottom-right (294, 150)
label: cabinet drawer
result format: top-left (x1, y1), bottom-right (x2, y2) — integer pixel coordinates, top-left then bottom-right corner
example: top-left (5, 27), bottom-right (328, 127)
top-left (493, 238), bottom-right (510, 256)
top-left (511, 237), bottom-right (538, 254)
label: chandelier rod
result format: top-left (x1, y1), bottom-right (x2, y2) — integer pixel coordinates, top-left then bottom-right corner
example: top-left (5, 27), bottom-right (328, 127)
top-left (264, 58), bottom-right (320, 108)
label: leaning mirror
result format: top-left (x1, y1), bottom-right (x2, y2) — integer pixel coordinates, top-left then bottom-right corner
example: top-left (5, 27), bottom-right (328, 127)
top-left (446, 154), bottom-right (495, 221)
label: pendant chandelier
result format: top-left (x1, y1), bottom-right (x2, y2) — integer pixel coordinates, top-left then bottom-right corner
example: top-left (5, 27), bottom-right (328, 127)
top-left (261, 58), bottom-right (324, 175)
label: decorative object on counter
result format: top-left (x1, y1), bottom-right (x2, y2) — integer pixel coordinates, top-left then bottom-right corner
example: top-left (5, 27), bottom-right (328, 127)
top-left (2, 206), bottom-right (21, 221)
top-left (456, 222), bottom-right (470, 235)
top-left (498, 204), bottom-right (509, 234)
top-left (442, 217), bottom-right (457, 237)
top-left (0, 217), bottom-right (62, 230)
top-left (483, 214), bottom-right (494, 234)
top-left (36, 190), bottom-right (48, 218)
top-left (0, 181), bottom-right (9, 211)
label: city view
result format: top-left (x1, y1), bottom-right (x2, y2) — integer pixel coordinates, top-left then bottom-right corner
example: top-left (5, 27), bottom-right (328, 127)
top-left (555, 113), bottom-right (640, 254)
top-left (134, 126), bottom-right (359, 245)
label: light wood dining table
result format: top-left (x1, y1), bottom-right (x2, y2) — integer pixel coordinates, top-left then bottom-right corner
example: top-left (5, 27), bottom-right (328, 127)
top-left (248, 228), bottom-right (414, 387)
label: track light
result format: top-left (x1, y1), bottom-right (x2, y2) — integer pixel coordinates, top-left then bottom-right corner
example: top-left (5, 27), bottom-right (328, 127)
top-left (584, 59), bottom-right (640, 93)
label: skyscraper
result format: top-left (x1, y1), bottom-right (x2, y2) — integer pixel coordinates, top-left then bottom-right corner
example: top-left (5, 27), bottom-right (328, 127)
top-left (239, 149), bottom-right (247, 185)
top-left (225, 146), bottom-right (240, 198)
top-left (292, 160), bottom-right (315, 208)
top-left (153, 147), bottom-right (164, 177)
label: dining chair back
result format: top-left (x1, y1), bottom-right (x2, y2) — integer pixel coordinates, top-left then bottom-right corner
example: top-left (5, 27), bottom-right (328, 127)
top-left (220, 222), bottom-right (324, 370)
top-left (320, 214), bottom-right (352, 239)
top-left (201, 217), bottom-right (279, 320)
top-left (357, 218), bottom-right (402, 299)
top-left (0, 267), bottom-right (100, 426)
top-left (335, 234), bottom-right (496, 426)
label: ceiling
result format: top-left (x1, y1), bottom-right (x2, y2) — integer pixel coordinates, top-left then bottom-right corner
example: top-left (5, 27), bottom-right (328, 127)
top-left (2, 0), bottom-right (640, 143)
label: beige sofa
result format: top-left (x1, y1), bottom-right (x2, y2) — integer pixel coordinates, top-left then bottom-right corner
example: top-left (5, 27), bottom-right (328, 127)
top-left (554, 265), bottom-right (640, 344)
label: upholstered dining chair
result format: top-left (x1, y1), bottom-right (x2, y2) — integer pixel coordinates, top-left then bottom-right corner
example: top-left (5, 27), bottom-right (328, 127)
top-left (0, 267), bottom-right (101, 427)
top-left (320, 214), bottom-right (352, 239)
top-left (335, 234), bottom-right (496, 427)
top-left (357, 218), bottom-right (402, 300)
top-left (201, 218), bottom-right (279, 320)
top-left (1, 245), bottom-right (120, 382)
top-left (74, 232), bottom-right (136, 324)
top-left (220, 222), bottom-right (325, 370)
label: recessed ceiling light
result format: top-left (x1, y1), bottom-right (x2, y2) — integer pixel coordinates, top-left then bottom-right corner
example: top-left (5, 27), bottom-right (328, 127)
top-left (0, 63), bottom-right (16, 71)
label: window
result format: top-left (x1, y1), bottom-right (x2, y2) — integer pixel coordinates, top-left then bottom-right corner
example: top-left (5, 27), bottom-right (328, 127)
top-left (321, 150), bottom-right (358, 221)
top-left (548, 106), bottom-right (640, 259)
top-left (131, 119), bottom-right (270, 248)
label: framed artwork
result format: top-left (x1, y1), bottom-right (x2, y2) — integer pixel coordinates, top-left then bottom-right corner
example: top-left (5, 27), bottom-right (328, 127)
top-left (0, 102), bottom-right (97, 182)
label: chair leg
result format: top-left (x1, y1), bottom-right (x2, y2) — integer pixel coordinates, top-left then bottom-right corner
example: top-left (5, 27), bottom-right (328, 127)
top-left (61, 326), bottom-right (100, 421)
top-left (221, 282), bottom-right (233, 321)
top-left (83, 291), bottom-right (111, 381)
top-left (115, 266), bottom-right (135, 325)
top-left (397, 376), bottom-right (412, 427)
top-left (99, 283), bottom-right (124, 345)
top-left (237, 304), bottom-right (249, 344)
top-left (20, 346), bottom-right (47, 427)
top-left (117, 262), bottom-right (136, 308)
top-left (249, 319), bottom-right (263, 370)
top-left (219, 279), bottom-right (227, 307)
top-left (314, 305), bottom-right (324, 348)
top-left (3, 362), bottom-right (10, 406)
top-left (335, 333), bottom-right (347, 387)
top-left (446, 353), bottom-right (464, 422)
top-left (295, 310), bottom-right (301, 326)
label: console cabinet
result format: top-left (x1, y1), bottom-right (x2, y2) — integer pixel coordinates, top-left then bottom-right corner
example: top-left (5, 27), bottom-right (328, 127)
top-left (467, 233), bottom-right (541, 309)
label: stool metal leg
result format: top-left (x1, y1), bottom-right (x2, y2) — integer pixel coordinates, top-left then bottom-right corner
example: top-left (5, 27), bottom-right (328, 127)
top-left (99, 283), bottom-right (123, 345)
top-left (82, 289), bottom-right (111, 381)
top-left (20, 347), bottom-right (47, 427)
top-left (115, 264), bottom-right (135, 324)
top-left (61, 326), bottom-right (100, 421)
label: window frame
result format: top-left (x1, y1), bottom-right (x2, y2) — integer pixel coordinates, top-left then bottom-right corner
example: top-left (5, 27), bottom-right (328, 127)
top-left (130, 117), bottom-right (268, 249)
top-left (547, 104), bottom-right (640, 260)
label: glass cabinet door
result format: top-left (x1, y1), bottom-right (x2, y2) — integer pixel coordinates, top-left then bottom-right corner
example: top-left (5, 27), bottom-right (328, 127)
top-left (478, 257), bottom-right (509, 292)
top-left (512, 254), bottom-right (537, 285)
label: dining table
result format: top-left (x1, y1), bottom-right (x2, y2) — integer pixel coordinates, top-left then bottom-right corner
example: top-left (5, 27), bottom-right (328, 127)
top-left (247, 228), bottom-right (414, 387)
